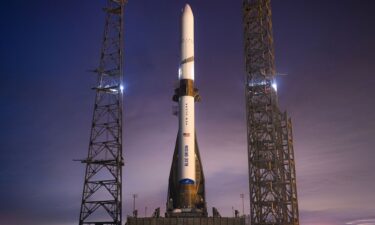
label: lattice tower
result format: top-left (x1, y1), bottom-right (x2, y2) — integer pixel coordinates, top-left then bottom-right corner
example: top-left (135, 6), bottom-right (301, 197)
top-left (78, 1), bottom-right (127, 224)
top-left (243, 0), bottom-right (299, 224)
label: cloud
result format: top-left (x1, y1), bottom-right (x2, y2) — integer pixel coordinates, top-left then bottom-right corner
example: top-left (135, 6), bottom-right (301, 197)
top-left (346, 219), bottom-right (375, 225)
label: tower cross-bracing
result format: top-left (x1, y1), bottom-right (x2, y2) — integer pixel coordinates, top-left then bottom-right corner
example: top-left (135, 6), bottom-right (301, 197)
top-left (78, 1), bottom-right (127, 224)
top-left (243, 0), bottom-right (299, 224)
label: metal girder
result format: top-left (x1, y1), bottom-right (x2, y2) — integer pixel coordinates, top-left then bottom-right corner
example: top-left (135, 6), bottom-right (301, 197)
top-left (79, 1), bottom-right (127, 225)
top-left (243, 0), bottom-right (299, 224)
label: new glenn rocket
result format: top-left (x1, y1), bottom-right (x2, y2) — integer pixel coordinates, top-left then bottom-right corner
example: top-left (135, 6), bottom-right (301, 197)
top-left (166, 4), bottom-right (207, 218)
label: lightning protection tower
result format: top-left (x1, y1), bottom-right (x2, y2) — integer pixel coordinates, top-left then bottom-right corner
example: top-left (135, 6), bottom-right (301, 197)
top-left (243, 0), bottom-right (299, 224)
top-left (78, 1), bottom-right (127, 224)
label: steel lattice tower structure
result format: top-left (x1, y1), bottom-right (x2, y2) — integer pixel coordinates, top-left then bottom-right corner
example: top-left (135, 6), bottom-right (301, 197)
top-left (78, 1), bottom-right (127, 224)
top-left (243, 0), bottom-right (299, 224)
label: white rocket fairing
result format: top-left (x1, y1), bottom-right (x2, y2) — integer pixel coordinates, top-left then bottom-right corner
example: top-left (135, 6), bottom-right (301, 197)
top-left (178, 4), bottom-right (196, 185)
top-left (179, 4), bottom-right (195, 81)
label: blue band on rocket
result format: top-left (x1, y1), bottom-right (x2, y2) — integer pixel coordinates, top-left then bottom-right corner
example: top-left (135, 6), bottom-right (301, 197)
top-left (179, 179), bottom-right (195, 185)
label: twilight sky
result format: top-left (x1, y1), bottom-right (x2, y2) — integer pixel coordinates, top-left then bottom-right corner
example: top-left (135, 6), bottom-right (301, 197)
top-left (0, 0), bottom-right (375, 225)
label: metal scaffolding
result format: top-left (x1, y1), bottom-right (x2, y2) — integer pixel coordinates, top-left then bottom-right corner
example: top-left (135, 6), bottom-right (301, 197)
top-left (243, 0), bottom-right (299, 224)
top-left (78, 1), bottom-right (127, 224)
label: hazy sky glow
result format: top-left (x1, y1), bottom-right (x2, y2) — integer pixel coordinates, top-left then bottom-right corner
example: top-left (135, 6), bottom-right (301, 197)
top-left (0, 0), bottom-right (374, 225)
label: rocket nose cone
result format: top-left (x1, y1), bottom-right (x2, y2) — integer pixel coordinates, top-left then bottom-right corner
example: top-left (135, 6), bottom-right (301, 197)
top-left (182, 4), bottom-right (193, 15)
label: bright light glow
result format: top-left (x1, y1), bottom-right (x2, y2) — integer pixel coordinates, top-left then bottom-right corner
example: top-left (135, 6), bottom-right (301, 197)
top-left (272, 82), bottom-right (277, 91)
top-left (120, 84), bottom-right (124, 92)
top-left (248, 79), bottom-right (277, 91)
top-left (248, 80), bottom-right (267, 87)
top-left (178, 67), bottom-right (182, 79)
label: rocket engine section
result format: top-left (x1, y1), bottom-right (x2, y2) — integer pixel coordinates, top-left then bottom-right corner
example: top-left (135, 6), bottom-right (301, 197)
top-left (166, 4), bottom-right (207, 218)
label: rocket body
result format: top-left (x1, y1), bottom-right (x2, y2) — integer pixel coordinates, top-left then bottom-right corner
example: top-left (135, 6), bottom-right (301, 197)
top-left (167, 4), bottom-right (207, 217)
top-left (178, 4), bottom-right (196, 185)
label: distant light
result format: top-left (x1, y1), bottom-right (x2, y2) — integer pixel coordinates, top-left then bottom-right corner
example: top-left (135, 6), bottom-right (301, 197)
top-left (272, 82), bottom-right (277, 92)
top-left (249, 80), bottom-right (267, 87)
top-left (120, 84), bottom-right (124, 93)
top-left (178, 67), bottom-right (182, 79)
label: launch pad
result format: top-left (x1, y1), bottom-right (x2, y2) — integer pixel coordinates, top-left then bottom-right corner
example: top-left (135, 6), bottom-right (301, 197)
top-left (126, 217), bottom-right (245, 225)
top-left (76, 1), bottom-right (301, 225)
